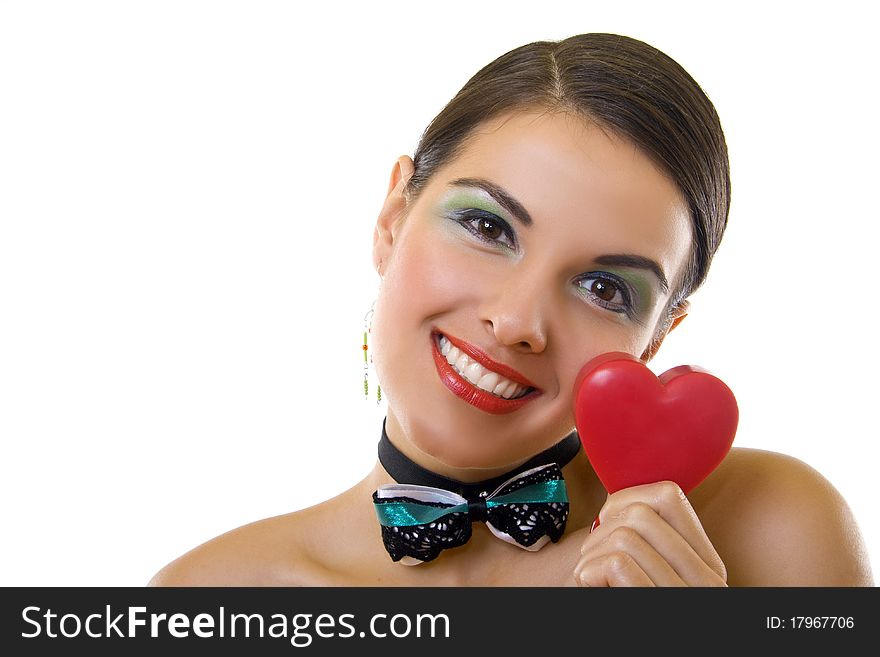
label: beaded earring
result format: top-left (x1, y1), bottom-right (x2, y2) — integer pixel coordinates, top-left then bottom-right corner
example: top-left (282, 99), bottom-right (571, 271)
top-left (363, 305), bottom-right (381, 404)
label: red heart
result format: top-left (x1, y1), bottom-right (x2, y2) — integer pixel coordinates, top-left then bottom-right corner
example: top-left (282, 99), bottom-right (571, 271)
top-left (573, 352), bottom-right (738, 494)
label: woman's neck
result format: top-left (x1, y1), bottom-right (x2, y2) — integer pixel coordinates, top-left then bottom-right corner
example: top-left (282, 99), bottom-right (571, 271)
top-left (378, 416), bottom-right (581, 499)
top-left (381, 411), bottom-right (581, 483)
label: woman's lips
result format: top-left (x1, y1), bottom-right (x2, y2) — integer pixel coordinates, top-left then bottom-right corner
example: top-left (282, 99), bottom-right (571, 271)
top-left (439, 331), bottom-right (538, 388)
top-left (431, 331), bottom-right (541, 414)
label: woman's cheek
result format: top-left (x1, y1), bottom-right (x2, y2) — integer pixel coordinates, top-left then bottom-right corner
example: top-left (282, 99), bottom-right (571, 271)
top-left (408, 241), bottom-right (471, 301)
top-left (369, 227), bottom-right (468, 396)
top-left (393, 224), bottom-right (490, 310)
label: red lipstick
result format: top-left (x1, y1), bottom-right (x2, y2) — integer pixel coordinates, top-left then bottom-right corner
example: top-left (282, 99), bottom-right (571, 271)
top-left (431, 331), bottom-right (541, 414)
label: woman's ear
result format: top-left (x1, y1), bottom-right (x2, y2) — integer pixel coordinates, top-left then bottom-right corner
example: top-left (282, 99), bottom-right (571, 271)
top-left (639, 300), bottom-right (690, 363)
top-left (372, 155), bottom-right (415, 277)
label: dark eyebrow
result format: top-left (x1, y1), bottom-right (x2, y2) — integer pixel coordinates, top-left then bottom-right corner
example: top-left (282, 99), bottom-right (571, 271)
top-left (595, 254), bottom-right (669, 293)
top-left (449, 177), bottom-right (668, 293)
top-left (449, 177), bottom-right (533, 226)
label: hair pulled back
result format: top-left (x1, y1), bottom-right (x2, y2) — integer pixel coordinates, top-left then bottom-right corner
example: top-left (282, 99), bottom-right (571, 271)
top-left (406, 33), bottom-right (730, 308)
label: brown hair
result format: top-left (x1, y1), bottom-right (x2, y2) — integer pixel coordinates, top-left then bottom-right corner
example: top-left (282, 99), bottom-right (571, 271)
top-left (405, 33), bottom-right (730, 321)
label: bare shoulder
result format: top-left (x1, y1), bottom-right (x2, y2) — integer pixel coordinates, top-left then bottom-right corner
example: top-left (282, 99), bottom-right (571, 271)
top-left (147, 475), bottom-right (386, 587)
top-left (148, 473), bottom-right (398, 587)
top-left (147, 500), bottom-right (348, 587)
top-left (690, 446), bottom-right (874, 586)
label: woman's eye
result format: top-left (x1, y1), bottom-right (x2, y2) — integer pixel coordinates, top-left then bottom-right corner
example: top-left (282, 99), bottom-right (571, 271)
top-left (476, 217), bottom-right (503, 240)
top-left (576, 274), bottom-right (634, 315)
top-left (590, 279), bottom-right (618, 302)
top-left (452, 209), bottom-right (517, 250)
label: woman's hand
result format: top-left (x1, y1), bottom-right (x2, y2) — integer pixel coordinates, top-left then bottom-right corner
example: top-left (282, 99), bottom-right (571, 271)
top-left (574, 481), bottom-right (727, 586)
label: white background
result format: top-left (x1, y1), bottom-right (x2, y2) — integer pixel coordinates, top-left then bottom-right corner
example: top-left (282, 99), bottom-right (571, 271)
top-left (1, 0), bottom-right (877, 586)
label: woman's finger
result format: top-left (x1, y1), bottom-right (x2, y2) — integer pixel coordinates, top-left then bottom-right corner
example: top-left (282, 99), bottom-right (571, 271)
top-left (583, 504), bottom-right (727, 585)
top-left (574, 550), bottom-right (657, 587)
top-left (577, 525), bottom-right (686, 586)
top-left (593, 481), bottom-right (727, 581)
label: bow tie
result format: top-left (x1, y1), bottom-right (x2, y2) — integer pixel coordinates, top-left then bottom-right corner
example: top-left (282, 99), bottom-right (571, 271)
top-left (373, 463), bottom-right (570, 564)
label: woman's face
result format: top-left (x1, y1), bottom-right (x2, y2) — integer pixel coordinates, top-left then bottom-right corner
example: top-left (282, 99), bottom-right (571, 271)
top-left (371, 109), bottom-right (692, 476)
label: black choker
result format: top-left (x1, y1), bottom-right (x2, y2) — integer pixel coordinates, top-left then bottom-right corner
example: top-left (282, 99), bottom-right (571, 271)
top-left (377, 419), bottom-right (582, 501)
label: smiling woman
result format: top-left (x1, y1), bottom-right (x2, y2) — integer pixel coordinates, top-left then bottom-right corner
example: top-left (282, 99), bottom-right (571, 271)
top-left (149, 33), bottom-right (873, 587)
top-left (371, 109), bottom-right (693, 473)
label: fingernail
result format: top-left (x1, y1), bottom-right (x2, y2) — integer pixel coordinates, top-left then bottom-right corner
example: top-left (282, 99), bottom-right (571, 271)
top-left (590, 515), bottom-right (600, 533)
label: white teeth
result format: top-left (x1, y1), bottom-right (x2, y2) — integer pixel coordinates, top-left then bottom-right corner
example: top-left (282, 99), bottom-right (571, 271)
top-left (437, 334), bottom-right (531, 400)
top-left (476, 372), bottom-right (500, 392)
top-left (464, 362), bottom-right (484, 384)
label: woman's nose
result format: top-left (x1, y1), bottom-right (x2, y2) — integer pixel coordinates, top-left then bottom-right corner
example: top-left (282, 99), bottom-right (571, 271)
top-left (480, 276), bottom-right (549, 354)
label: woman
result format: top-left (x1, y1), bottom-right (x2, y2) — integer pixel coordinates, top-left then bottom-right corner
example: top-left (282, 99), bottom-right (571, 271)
top-left (150, 33), bottom-right (872, 586)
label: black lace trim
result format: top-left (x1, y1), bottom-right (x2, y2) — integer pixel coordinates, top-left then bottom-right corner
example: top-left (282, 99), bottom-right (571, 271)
top-left (373, 466), bottom-right (569, 561)
top-left (373, 493), bottom-right (471, 563)
top-left (485, 466), bottom-right (569, 547)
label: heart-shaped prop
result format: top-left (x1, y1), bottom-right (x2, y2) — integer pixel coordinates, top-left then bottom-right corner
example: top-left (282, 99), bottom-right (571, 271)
top-left (573, 352), bottom-right (738, 495)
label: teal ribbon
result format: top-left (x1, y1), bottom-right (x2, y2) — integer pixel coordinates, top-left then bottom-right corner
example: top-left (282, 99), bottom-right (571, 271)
top-left (374, 479), bottom-right (567, 528)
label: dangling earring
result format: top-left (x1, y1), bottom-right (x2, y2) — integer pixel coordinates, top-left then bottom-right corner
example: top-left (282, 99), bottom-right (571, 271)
top-left (363, 303), bottom-right (382, 404)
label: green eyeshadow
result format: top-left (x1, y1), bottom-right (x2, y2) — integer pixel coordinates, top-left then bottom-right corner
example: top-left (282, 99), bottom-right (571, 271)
top-left (438, 189), bottom-right (509, 219)
top-left (601, 267), bottom-right (655, 314)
